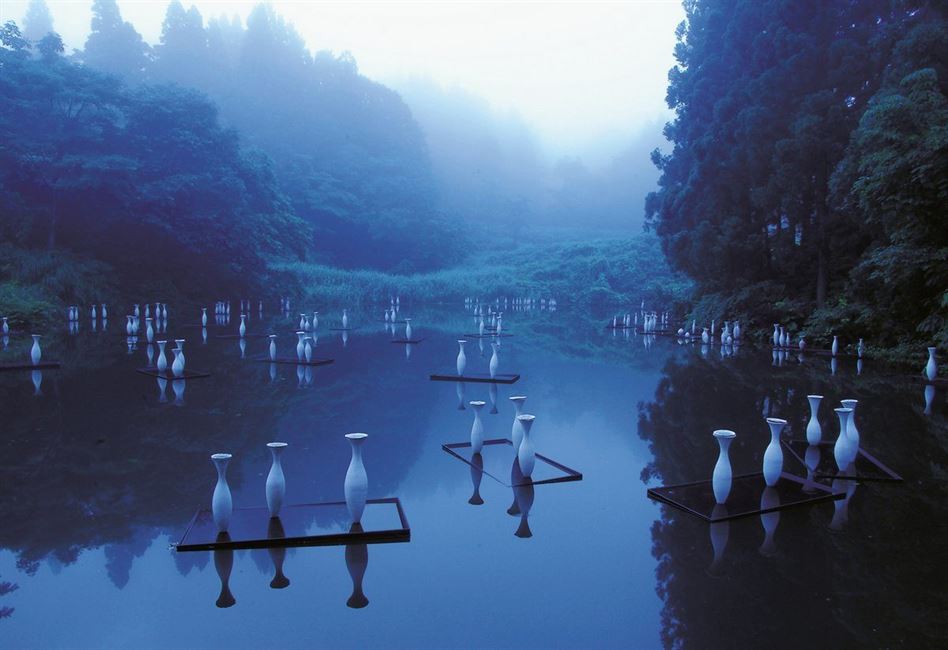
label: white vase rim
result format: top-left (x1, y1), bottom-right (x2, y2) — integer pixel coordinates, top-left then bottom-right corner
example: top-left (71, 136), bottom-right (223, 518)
top-left (840, 399), bottom-right (858, 407)
top-left (517, 414), bottom-right (536, 422)
top-left (834, 407), bottom-right (853, 414)
top-left (346, 432), bottom-right (368, 440)
top-left (269, 334), bottom-right (277, 338)
top-left (211, 453), bottom-right (232, 460)
top-left (713, 429), bottom-right (736, 438)
top-left (470, 400), bottom-right (486, 407)
top-left (157, 340), bottom-right (167, 344)
top-left (267, 442), bottom-right (288, 448)
top-left (175, 339), bottom-right (185, 343)
top-left (458, 339), bottom-right (467, 344)
top-left (765, 417), bottom-right (787, 425)
top-left (509, 396), bottom-right (527, 402)
top-left (927, 346), bottom-right (936, 352)
top-left (31, 334), bottom-right (41, 338)
top-left (807, 394), bottom-right (823, 399)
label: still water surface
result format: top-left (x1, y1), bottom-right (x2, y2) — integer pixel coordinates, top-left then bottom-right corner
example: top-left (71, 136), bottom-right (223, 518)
top-left (0, 305), bottom-right (945, 648)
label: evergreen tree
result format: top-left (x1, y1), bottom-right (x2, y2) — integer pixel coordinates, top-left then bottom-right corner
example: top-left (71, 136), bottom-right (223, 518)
top-left (83, 0), bottom-right (150, 80)
top-left (22, 0), bottom-right (53, 44)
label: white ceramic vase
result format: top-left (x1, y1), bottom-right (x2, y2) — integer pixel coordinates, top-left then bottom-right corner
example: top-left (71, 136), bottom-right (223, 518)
top-left (510, 396), bottom-right (527, 450)
top-left (469, 401), bottom-right (486, 453)
top-left (456, 340), bottom-right (467, 376)
top-left (156, 340), bottom-right (168, 371)
top-left (211, 453), bottom-right (233, 532)
top-left (344, 433), bottom-right (369, 524)
top-left (806, 395), bottom-right (823, 444)
top-left (30, 334), bottom-right (42, 365)
top-left (926, 347), bottom-right (938, 382)
top-left (489, 342), bottom-right (499, 378)
top-left (517, 415), bottom-right (536, 477)
top-left (763, 418), bottom-right (786, 487)
top-left (839, 399), bottom-right (860, 446)
top-left (833, 408), bottom-right (856, 472)
top-left (266, 442), bottom-right (287, 518)
top-left (171, 348), bottom-right (184, 377)
top-left (269, 334), bottom-right (277, 361)
top-left (712, 430), bottom-right (735, 504)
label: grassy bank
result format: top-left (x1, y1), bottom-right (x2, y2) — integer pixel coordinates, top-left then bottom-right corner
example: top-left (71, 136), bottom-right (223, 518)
top-left (275, 233), bottom-right (692, 313)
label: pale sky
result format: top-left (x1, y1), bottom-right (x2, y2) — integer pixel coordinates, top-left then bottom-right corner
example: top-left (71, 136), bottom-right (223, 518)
top-left (2, 0), bottom-right (684, 158)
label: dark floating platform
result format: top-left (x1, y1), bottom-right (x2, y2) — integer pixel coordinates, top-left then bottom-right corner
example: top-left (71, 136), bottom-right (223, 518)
top-left (646, 472), bottom-right (842, 522)
top-left (379, 319), bottom-right (409, 324)
top-left (329, 327), bottom-right (358, 332)
top-left (176, 498), bottom-right (410, 551)
top-left (442, 438), bottom-right (582, 487)
top-left (214, 333), bottom-right (270, 339)
top-left (135, 367), bottom-right (211, 380)
top-left (782, 439), bottom-right (903, 482)
top-left (430, 372), bottom-right (520, 384)
top-left (250, 356), bottom-right (334, 367)
top-left (462, 333), bottom-right (514, 338)
top-left (0, 361), bottom-right (61, 371)
top-left (390, 338), bottom-right (425, 344)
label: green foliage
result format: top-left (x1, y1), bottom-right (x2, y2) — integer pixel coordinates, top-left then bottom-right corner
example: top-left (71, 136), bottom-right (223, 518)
top-left (278, 233), bottom-right (691, 313)
top-left (0, 40), bottom-right (308, 299)
top-left (648, 1), bottom-right (948, 350)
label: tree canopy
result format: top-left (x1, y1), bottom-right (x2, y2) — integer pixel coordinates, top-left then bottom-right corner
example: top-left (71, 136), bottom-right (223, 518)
top-left (647, 0), bottom-right (948, 347)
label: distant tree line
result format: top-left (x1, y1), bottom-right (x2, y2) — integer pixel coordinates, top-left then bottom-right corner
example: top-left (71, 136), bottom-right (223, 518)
top-left (647, 0), bottom-right (947, 347)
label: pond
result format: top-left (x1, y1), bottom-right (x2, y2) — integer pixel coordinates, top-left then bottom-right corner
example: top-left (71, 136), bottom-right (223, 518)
top-left (0, 303), bottom-right (945, 648)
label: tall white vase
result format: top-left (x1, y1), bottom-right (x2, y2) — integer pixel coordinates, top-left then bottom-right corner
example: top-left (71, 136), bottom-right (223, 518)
top-left (857, 338), bottom-right (864, 358)
top-left (839, 399), bottom-right (860, 446)
top-left (763, 418), bottom-right (786, 487)
top-left (175, 339), bottom-right (186, 367)
top-left (304, 337), bottom-right (313, 363)
top-left (202, 308), bottom-right (207, 327)
top-left (517, 415), bottom-right (536, 477)
top-left (489, 342), bottom-right (499, 378)
top-left (509, 396), bottom-right (527, 450)
top-left (469, 401), bottom-right (486, 453)
top-left (211, 453), bottom-right (233, 533)
top-left (268, 334), bottom-right (277, 361)
top-left (156, 341), bottom-right (168, 371)
top-left (342, 309), bottom-right (349, 329)
top-left (733, 321), bottom-right (741, 339)
top-left (295, 331), bottom-right (306, 361)
top-left (831, 335), bottom-right (839, 357)
top-left (30, 334), bottom-right (42, 365)
top-left (772, 324), bottom-right (779, 347)
top-left (456, 340), bottom-right (467, 376)
top-left (926, 347), bottom-right (938, 382)
top-left (101, 304), bottom-right (108, 319)
top-left (239, 315), bottom-right (247, 338)
top-left (344, 433), bottom-right (369, 524)
top-left (806, 395), bottom-right (823, 444)
top-left (405, 319), bottom-right (412, 340)
top-left (266, 442), bottom-right (287, 518)
top-left (712, 430), bottom-right (735, 504)
top-left (146, 318), bottom-right (154, 343)
top-left (833, 408), bottom-right (856, 472)
top-left (299, 314), bottom-right (306, 330)
top-left (172, 348), bottom-right (184, 377)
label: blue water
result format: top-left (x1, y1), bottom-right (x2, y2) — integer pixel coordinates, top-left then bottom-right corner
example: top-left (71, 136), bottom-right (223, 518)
top-left (0, 305), bottom-right (944, 648)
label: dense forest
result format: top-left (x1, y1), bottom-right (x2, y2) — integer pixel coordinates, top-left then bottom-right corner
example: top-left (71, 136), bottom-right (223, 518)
top-left (647, 0), bottom-right (947, 349)
top-left (2, 0), bottom-right (945, 352)
top-left (0, 0), bottom-right (675, 327)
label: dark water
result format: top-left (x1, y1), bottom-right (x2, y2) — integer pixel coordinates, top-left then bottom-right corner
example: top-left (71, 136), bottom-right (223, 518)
top-left (0, 305), bottom-right (945, 649)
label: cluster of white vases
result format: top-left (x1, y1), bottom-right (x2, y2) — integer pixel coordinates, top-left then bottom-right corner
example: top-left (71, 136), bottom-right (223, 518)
top-left (711, 415), bottom-right (791, 506)
top-left (211, 434), bottom-right (371, 535)
top-left (454, 339), bottom-right (501, 378)
top-left (466, 296), bottom-right (556, 312)
top-left (465, 395), bottom-right (538, 479)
